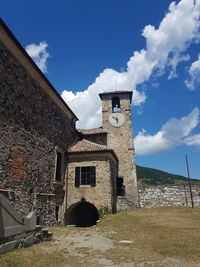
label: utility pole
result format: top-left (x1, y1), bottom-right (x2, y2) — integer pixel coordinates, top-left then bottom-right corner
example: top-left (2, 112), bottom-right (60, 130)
top-left (185, 155), bottom-right (194, 208)
top-left (184, 184), bottom-right (188, 207)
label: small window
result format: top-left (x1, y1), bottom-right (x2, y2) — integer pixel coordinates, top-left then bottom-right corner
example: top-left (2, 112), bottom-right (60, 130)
top-left (75, 166), bottom-right (96, 187)
top-left (36, 216), bottom-right (41, 225)
top-left (55, 151), bottom-right (65, 182)
top-left (55, 206), bottom-right (59, 221)
top-left (117, 177), bottom-right (125, 196)
top-left (112, 96), bottom-right (121, 113)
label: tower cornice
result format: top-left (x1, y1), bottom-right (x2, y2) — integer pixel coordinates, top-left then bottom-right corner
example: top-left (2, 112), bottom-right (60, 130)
top-left (99, 91), bottom-right (133, 103)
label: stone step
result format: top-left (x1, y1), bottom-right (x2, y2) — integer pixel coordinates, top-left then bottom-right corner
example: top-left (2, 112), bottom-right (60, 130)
top-left (36, 225), bottom-right (42, 232)
top-left (43, 231), bottom-right (53, 241)
top-left (42, 229), bottom-right (49, 235)
top-left (34, 232), bottom-right (42, 243)
top-left (47, 232), bottom-right (53, 236)
top-left (47, 232), bottom-right (53, 240)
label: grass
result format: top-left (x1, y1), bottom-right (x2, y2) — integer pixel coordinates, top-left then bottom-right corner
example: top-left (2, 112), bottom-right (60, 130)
top-left (98, 207), bottom-right (200, 265)
top-left (1, 207), bottom-right (200, 266)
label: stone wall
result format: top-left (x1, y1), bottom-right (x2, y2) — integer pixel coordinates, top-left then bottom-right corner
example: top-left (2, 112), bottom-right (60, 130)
top-left (0, 33), bottom-right (77, 225)
top-left (0, 193), bottom-right (52, 254)
top-left (138, 184), bottom-right (200, 208)
top-left (100, 92), bottom-right (138, 209)
top-left (67, 152), bottom-right (117, 213)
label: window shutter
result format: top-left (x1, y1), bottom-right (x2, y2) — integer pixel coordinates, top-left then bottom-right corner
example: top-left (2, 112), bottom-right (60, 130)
top-left (75, 167), bottom-right (80, 187)
top-left (90, 166), bottom-right (96, 187)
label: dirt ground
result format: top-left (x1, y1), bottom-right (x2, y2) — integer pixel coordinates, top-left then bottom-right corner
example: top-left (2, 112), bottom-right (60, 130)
top-left (1, 207), bottom-right (200, 267)
top-left (42, 225), bottom-right (200, 267)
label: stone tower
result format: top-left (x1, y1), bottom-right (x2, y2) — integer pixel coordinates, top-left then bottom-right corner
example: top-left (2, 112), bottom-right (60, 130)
top-left (99, 91), bottom-right (138, 209)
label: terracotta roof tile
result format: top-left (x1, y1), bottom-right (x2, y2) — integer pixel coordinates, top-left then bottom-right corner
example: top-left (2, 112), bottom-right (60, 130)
top-left (68, 139), bottom-right (109, 153)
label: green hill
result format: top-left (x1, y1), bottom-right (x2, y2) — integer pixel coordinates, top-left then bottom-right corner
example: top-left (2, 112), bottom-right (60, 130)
top-left (136, 165), bottom-right (200, 185)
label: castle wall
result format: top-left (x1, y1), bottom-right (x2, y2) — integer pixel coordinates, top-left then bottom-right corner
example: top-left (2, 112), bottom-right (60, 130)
top-left (138, 184), bottom-right (200, 208)
top-left (66, 153), bottom-right (117, 214)
top-left (0, 37), bottom-right (77, 225)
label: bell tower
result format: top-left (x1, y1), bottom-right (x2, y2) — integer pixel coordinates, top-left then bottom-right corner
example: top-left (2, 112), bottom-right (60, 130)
top-left (99, 91), bottom-right (138, 209)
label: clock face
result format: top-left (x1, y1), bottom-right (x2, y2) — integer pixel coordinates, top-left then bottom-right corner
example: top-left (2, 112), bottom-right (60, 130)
top-left (109, 113), bottom-right (125, 127)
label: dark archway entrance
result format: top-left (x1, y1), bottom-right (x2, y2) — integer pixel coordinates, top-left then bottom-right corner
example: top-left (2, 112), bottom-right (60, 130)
top-left (67, 202), bottom-right (99, 227)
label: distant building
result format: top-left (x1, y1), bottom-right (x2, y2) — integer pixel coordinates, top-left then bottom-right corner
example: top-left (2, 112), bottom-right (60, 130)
top-left (0, 19), bottom-right (138, 227)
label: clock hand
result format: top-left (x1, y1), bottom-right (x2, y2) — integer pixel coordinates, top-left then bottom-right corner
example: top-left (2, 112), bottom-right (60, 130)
top-left (112, 115), bottom-right (118, 124)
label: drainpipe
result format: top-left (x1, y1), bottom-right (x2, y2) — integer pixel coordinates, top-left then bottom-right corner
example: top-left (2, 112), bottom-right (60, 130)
top-left (64, 152), bottom-right (69, 225)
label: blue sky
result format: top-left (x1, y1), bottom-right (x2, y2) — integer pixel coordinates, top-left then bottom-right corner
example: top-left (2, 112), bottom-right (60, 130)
top-left (1, 0), bottom-right (200, 178)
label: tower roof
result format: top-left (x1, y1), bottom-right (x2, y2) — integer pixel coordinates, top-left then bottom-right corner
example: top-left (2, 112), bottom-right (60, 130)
top-left (99, 91), bottom-right (133, 102)
top-left (77, 127), bottom-right (107, 135)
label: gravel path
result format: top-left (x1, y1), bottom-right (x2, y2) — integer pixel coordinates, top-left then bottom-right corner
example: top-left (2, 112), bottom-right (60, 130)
top-left (42, 227), bottom-right (199, 267)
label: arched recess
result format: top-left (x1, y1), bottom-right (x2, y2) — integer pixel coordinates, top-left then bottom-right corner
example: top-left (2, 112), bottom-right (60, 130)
top-left (66, 201), bottom-right (99, 227)
top-left (112, 96), bottom-right (120, 112)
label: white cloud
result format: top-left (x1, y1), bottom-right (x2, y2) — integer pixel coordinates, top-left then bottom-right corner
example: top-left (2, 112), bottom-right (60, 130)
top-left (185, 54), bottom-right (200, 89)
top-left (168, 54), bottom-right (190, 79)
top-left (62, 88), bottom-right (102, 128)
top-left (62, 0), bottom-right (200, 128)
top-left (184, 134), bottom-right (200, 146)
top-left (25, 41), bottom-right (50, 73)
top-left (134, 108), bottom-right (200, 155)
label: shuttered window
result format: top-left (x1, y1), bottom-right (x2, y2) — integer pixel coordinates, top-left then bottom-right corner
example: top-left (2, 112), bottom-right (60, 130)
top-left (75, 166), bottom-right (96, 187)
top-left (55, 151), bottom-right (65, 182)
top-left (75, 167), bottom-right (80, 187)
top-left (90, 166), bottom-right (96, 187)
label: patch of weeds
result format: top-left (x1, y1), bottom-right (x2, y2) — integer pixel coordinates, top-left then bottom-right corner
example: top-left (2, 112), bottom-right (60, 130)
top-left (98, 206), bottom-right (112, 218)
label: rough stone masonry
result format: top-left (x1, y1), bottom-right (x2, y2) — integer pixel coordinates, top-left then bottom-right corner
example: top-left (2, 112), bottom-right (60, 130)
top-left (0, 20), bottom-right (78, 225)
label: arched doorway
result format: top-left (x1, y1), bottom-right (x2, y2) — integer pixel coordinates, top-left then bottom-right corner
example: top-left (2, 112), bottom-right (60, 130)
top-left (66, 201), bottom-right (99, 227)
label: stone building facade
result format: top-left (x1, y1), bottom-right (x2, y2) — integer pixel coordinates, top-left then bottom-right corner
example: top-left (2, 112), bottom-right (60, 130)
top-left (0, 19), bottom-right (78, 225)
top-left (64, 92), bottom-right (139, 225)
top-left (99, 92), bottom-right (138, 209)
top-left (0, 19), bottom-right (138, 227)
top-left (66, 139), bottom-right (118, 226)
